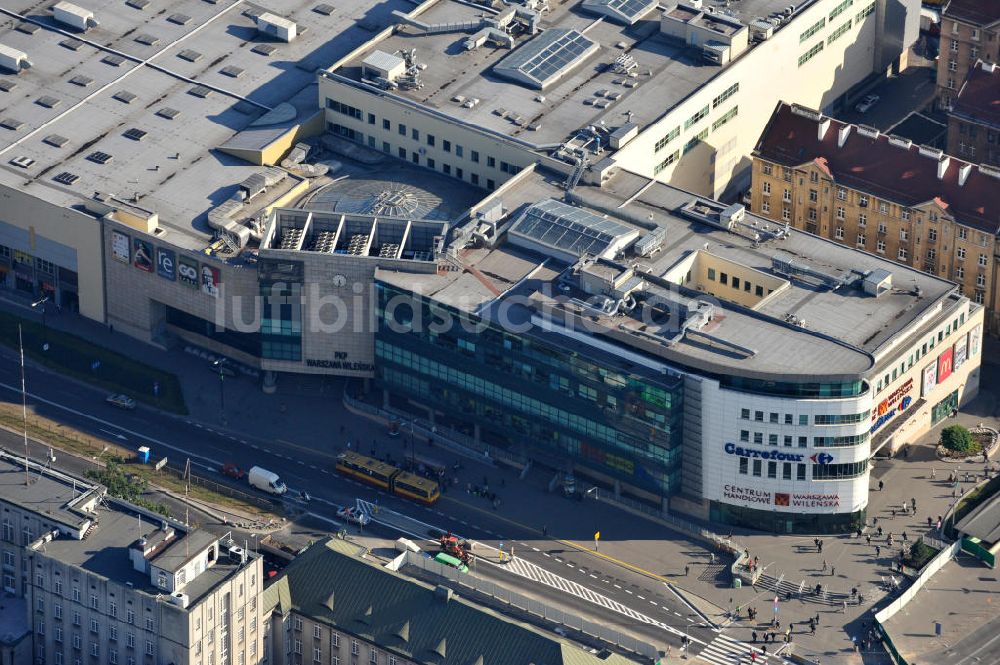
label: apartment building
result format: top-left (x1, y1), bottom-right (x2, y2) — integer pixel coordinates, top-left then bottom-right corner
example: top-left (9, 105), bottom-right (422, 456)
top-left (935, 0), bottom-right (1000, 109)
top-left (750, 102), bottom-right (1000, 335)
top-left (260, 537), bottom-right (638, 665)
top-left (947, 60), bottom-right (1000, 165)
top-left (0, 451), bottom-right (264, 665)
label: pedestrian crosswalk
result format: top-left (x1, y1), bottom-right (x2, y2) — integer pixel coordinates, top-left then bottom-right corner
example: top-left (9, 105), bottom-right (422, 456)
top-left (503, 554), bottom-right (672, 629)
top-left (696, 633), bottom-right (777, 665)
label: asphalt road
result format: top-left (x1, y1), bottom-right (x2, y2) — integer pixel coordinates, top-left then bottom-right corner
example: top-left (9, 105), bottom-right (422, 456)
top-left (0, 350), bottom-right (748, 661)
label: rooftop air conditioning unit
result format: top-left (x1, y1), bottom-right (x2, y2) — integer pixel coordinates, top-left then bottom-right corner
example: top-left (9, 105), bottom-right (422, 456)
top-left (53, 2), bottom-right (99, 31)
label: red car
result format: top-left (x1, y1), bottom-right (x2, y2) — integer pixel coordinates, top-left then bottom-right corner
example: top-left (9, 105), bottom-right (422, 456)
top-left (221, 463), bottom-right (244, 479)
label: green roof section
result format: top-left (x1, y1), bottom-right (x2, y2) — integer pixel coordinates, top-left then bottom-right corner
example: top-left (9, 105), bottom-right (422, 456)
top-left (270, 538), bottom-right (639, 665)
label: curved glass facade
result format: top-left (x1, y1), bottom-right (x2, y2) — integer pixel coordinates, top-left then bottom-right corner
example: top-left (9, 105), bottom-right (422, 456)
top-left (375, 283), bottom-right (684, 496)
top-left (710, 501), bottom-right (865, 534)
top-left (718, 375), bottom-right (866, 398)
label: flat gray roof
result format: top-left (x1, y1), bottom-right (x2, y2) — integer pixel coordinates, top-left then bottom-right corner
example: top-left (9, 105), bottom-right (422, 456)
top-left (334, 0), bottom-right (812, 148)
top-left (0, 0), bottom-right (415, 249)
top-left (957, 490), bottom-right (1000, 544)
top-left (378, 167), bottom-right (963, 380)
top-left (0, 452), bottom-right (97, 533)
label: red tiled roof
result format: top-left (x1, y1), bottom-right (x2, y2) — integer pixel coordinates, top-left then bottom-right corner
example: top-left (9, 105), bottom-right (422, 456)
top-left (953, 61), bottom-right (1000, 129)
top-left (943, 0), bottom-right (1000, 27)
top-left (753, 102), bottom-right (1000, 234)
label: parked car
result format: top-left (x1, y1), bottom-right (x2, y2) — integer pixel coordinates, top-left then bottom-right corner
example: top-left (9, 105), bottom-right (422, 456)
top-left (337, 506), bottom-right (371, 527)
top-left (221, 463), bottom-right (244, 479)
top-left (855, 94), bottom-right (879, 113)
top-left (106, 394), bottom-right (136, 410)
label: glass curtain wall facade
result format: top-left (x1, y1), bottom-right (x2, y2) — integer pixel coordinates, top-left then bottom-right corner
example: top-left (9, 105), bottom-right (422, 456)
top-left (259, 259), bottom-right (304, 362)
top-left (375, 282), bottom-right (685, 497)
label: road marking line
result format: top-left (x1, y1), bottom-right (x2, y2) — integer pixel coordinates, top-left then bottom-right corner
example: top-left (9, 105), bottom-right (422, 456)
top-left (589, 574), bottom-right (597, 578)
top-left (566, 563), bottom-right (575, 568)
top-left (239, 440), bottom-right (247, 444)
top-left (625, 589), bottom-right (633, 594)
top-left (614, 584), bottom-right (621, 589)
top-left (554, 557), bottom-right (563, 563)
top-left (650, 601), bottom-right (658, 606)
top-left (542, 553), bottom-right (551, 557)
top-left (638, 595), bottom-right (645, 600)
top-left (250, 444), bottom-right (259, 449)
top-left (532, 547), bottom-right (540, 552)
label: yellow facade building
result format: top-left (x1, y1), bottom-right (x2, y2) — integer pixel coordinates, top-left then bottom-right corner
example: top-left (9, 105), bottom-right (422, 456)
top-left (750, 102), bottom-right (1000, 336)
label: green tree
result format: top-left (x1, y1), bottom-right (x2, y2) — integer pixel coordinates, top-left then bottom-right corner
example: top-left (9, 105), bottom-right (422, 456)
top-left (941, 425), bottom-right (975, 453)
top-left (86, 457), bottom-right (170, 517)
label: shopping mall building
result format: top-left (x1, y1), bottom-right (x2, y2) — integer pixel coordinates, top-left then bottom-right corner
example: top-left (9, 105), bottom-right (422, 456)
top-left (0, 0), bottom-right (972, 532)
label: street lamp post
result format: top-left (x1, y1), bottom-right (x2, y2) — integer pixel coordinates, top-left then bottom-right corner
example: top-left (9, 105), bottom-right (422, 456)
top-left (31, 296), bottom-right (49, 342)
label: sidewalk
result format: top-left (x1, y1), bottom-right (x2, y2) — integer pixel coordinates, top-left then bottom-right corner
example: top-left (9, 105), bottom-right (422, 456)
top-left (882, 554), bottom-right (1000, 663)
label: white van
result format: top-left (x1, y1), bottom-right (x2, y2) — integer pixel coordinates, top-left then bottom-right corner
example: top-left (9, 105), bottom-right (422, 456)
top-left (247, 466), bottom-right (287, 495)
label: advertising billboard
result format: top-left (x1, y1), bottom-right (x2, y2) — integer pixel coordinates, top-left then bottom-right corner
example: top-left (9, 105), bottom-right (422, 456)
top-left (177, 255), bottom-right (199, 289)
top-left (971, 324), bottom-right (982, 356)
top-left (937, 346), bottom-right (954, 383)
top-left (156, 247), bottom-right (176, 281)
top-left (923, 361), bottom-right (938, 395)
top-left (954, 335), bottom-right (968, 371)
top-left (133, 238), bottom-right (154, 272)
top-left (201, 263), bottom-right (220, 298)
top-left (111, 230), bottom-right (130, 263)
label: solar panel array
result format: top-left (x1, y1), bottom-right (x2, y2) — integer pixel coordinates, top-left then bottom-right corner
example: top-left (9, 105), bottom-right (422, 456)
top-left (495, 29), bottom-right (598, 89)
top-left (510, 199), bottom-right (634, 258)
top-left (582, 0), bottom-right (657, 24)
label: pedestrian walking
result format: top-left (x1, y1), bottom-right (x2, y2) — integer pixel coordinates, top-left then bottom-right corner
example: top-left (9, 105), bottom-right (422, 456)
top-left (752, 630), bottom-right (758, 643)
top-left (891, 508), bottom-right (896, 519)
top-left (875, 545), bottom-right (881, 558)
top-left (684, 564), bottom-right (690, 576)
top-left (931, 467), bottom-right (936, 479)
top-left (902, 531), bottom-right (908, 542)
top-left (911, 497), bottom-right (917, 511)
top-left (810, 622), bottom-right (816, 635)
top-left (761, 645), bottom-right (768, 656)
top-left (927, 516), bottom-right (933, 528)
top-left (822, 559), bottom-right (828, 573)
top-left (818, 539), bottom-right (824, 553)
top-left (831, 565), bottom-right (836, 577)
top-left (879, 479), bottom-right (884, 491)
top-left (877, 526), bottom-right (883, 537)
top-left (902, 500), bottom-right (908, 514)
top-left (866, 534), bottom-right (872, 546)
top-left (842, 600), bottom-right (848, 613)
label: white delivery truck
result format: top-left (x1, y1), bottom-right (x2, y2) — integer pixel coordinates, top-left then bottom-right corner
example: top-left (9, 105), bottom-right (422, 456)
top-left (247, 466), bottom-right (287, 495)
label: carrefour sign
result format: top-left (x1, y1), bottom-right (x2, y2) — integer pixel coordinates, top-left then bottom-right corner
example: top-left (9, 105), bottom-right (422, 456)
top-left (724, 443), bottom-right (805, 462)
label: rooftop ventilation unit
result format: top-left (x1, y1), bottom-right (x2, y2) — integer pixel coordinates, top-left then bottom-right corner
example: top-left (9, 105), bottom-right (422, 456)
top-left (52, 2), bottom-right (99, 31)
top-left (634, 227), bottom-right (666, 257)
top-left (0, 44), bottom-right (32, 73)
top-left (862, 269), bottom-right (892, 297)
top-left (256, 13), bottom-right (297, 42)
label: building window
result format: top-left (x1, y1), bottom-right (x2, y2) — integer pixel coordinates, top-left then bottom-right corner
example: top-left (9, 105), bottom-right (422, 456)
top-left (878, 222), bottom-right (887, 234)
top-left (754, 432), bottom-right (763, 444)
top-left (957, 247), bottom-right (966, 260)
top-left (754, 411), bottom-right (764, 422)
top-left (979, 254), bottom-right (988, 267)
top-left (950, 39), bottom-right (958, 52)
top-left (761, 181), bottom-right (771, 195)
top-left (740, 408), bottom-right (750, 420)
top-left (761, 201), bottom-right (770, 214)
top-left (740, 430), bottom-right (750, 442)
top-left (739, 458), bottom-right (748, 475)
top-left (949, 59), bottom-right (958, 71)
top-left (784, 435), bottom-right (793, 447)
top-left (782, 207), bottom-right (791, 221)
top-left (782, 188), bottom-right (791, 202)
top-left (313, 648), bottom-right (322, 663)
top-left (398, 124), bottom-right (406, 136)
top-left (487, 156), bottom-right (496, 168)
top-left (858, 213), bottom-right (866, 226)
top-left (762, 163), bottom-right (773, 176)
top-left (808, 189), bottom-right (818, 202)
top-left (876, 240), bottom-right (885, 253)
top-left (411, 128), bottom-right (419, 141)
top-left (898, 247), bottom-right (908, 261)
top-left (352, 640), bottom-right (360, 656)
top-left (769, 434), bottom-right (778, 445)
top-left (382, 119), bottom-right (390, 130)
top-left (836, 206), bottom-right (845, 220)
top-left (977, 274), bottom-right (986, 287)
top-left (975, 291), bottom-right (985, 304)
top-left (752, 459), bottom-right (762, 477)
top-left (900, 229), bottom-right (908, 241)
top-left (837, 187), bottom-right (846, 200)
top-left (797, 464), bottom-right (807, 480)
top-left (767, 461), bottom-right (777, 478)
top-left (857, 234), bottom-right (866, 247)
